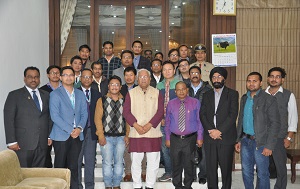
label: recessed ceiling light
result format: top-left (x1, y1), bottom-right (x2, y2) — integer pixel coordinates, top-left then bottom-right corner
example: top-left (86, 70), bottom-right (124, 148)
top-left (175, 6), bottom-right (178, 8)
top-left (156, 49), bottom-right (158, 51)
top-left (159, 31), bottom-right (162, 32)
top-left (171, 23), bottom-right (174, 25)
top-left (113, 15), bottom-right (117, 18)
top-left (112, 32), bottom-right (115, 34)
top-left (169, 35), bottom-right (171, 38)
top-left (142, 6), bottom-right (145, 9)
top-left (88, 5), bottom-right (91, 8)
top-left (138, 36), bottom-right (141, 38)
top-left (182, 2), bottom-right (186, 5)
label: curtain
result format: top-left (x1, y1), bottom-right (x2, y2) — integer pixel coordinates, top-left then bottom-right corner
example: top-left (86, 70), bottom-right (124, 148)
top-left (60, 0), bottom-right (77, 54)
top-left (236, 0), bottom-right (300, 148)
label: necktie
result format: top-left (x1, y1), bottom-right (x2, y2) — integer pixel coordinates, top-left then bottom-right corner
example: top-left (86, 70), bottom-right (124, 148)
top-left (178, 100), bottom-right (185, 132)
top-left (32, 91), bottom-right (41, 111)
top-left (164, 82), bottom-right (170, 117)
top-left (85, 89), bottom-right (90, 101)
top-left (85, 89), bottom-right (91, 127)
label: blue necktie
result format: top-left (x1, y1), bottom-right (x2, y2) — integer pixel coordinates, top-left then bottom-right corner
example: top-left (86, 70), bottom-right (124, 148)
top-left (32, 91), bottom-right (41, 111)
top-left (85, 89), bottom-right (90, 101)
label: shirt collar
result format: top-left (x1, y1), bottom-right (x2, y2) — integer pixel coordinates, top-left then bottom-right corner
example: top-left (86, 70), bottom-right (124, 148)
top-left (265, 86), bottom-right (283, 95)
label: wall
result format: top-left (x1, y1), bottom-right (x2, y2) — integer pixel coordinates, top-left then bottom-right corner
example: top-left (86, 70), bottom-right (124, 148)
top-left (0, 0), bottom-right (49, 151)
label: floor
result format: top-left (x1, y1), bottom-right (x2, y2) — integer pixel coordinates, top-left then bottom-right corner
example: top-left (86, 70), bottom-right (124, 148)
top-left (80, 146), bottom-right (300, 189)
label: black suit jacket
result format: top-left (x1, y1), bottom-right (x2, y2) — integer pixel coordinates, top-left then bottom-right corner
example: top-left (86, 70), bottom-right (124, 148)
top-left (150, 73), bottom-right (164, 88)
top-left (120, 84), bottom-right (137, 99)
top-left (200, 86), bottom-right (239, 145)
top-left (91, 78), bottom-right (108, 96)
top-left (137, 56), bottom-right (151, 71)
top-left (78, 87), bottom-right (102, 140)
top-left (40, 84), bottom-right (53, 93)
top-left (4, 87), bottom-right (52, 150)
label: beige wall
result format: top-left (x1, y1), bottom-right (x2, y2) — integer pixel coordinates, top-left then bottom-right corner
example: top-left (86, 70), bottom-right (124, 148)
top-left (235, 0), bottom-right (300, 162)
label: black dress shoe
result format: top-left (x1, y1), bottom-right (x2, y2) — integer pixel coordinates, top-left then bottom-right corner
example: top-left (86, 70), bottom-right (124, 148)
top-left (145, 188), bottom-right (153, 189)
top-left (199, 178), bottom-right (207, 184)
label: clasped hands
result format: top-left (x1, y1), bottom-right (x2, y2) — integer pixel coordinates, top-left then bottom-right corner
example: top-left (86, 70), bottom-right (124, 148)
top-left (208, 129), bottom-right (222, 140)
top-left (133, 122), bottom-right (152, 135)
top-left (70, 128), bottom-right (81, 139)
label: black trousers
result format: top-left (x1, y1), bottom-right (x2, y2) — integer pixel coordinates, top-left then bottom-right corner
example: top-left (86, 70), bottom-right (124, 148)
top-left (16, 144), bottom-right (46, 168)
top-left (170, 133), bottom-right (197, 189)
top-left (204, 143), bottom-right (234, 189)
top-left (271, 138), bottom-right (287, 189)
top-left (53, 137), bottom-right (82, 189)
top-left (45, 144), bottom-right (53, 168)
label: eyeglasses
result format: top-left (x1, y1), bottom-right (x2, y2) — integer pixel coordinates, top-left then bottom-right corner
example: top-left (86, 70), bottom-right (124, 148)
top-left (61, 74), bottom-right (75, 77)
top-left (49, 71), bottom-right (60, 76)
top-left (179, 64), bottom-right (189, 67)
top-left (152, 63), bottom-right (161, 67)
top-left (109, 83), bottom-right (120, 87)
top-left (212, 75), bottom-right (223, 80)
top-left (191, 72), bottom-right (200, 75)
top-left (268, 75), bottom-right (282, 79)
top-left (170, 54), bottom-right (178, 57)
top-left (139, 75), bottom-right (149, 79)
top-left (81, 76), bottom-right (92, 80)
top-left (122, 56), bottom-right (132, 60)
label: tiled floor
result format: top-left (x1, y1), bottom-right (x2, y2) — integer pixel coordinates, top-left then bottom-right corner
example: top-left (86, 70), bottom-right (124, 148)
top-left (91, 169), bottom-right (300, 189)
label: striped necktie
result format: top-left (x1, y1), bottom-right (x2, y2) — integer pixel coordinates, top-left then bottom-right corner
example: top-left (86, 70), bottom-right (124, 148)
top-left (32, 91), bottom-right (41, 111)
top-left (178, 100), bottom-right (185, 132)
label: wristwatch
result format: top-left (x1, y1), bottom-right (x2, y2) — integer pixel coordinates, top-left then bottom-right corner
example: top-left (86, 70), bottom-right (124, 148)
top-left (286, 136), bottom-right (293, 142)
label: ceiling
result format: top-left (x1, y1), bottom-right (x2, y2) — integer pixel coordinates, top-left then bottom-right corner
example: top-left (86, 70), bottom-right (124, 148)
top-left (72, 0), bottom-right (189, 27)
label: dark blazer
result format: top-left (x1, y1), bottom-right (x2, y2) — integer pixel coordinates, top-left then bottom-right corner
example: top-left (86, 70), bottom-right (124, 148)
top-left (4, 87), bottom-right (52, 150)
top-left (200, 86), bottom-right (239, 145)
top-left (91, 77), bottom-right (108, 96)
top-left (40, 84), bottom-right (53, 93)
top-left (137, 56), bottom-right (151, 71)
top-left (78, 87), bottom-right (102, 140)
top-left (120, 84), bottom-right (137, 99)
top-left (150, 73), bottom-right (164, 88)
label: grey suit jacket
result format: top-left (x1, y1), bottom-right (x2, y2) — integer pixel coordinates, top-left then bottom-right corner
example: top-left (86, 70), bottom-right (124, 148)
top-left (4, 87), bottom-right (52, 150)
top-left (112, 66), bottom-right (125, 84)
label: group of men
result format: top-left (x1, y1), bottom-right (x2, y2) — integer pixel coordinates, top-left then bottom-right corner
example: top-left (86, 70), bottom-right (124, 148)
top-left (3, 39), bottom-right (298, 189)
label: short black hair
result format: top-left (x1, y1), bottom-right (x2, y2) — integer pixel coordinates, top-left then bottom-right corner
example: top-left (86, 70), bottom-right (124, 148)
top-left (144, 50), bottom-right (152, 55)
top-left (178, 59), bottom-right (189, 65)
top-left (91, 61), bottom-right (103, 70)
top-left (178, 44), bottom-right (188, 50)
top-left (151, 59), bottom-right (163, 67)
top-left (24, 66), bottom-right (40, 77)
top-left (132, 40), bottom-right (143, 48)
top-left (103, 41), bottom-right (114, 48)
top-left (81, 68), bottom-right (93, 75)
top-left (268, 67), bottom-right (286, 78)
top-left (154, 52), bottom-right (163, 59)
top-left (109, 75), bottom-right (122, 85)
top-left (70, 55), bottom-right (82, 64)
top-left (247, 72), bottom-right (262, 81)
top-left (124, 66), bottom-right (137, 76)
top-left (60, 66), bottom-right (75, 76)
top-left (162, 60), bottom-right (175, 69)
top-left (121, 50), bottom-right (134, 59)
top-left (189, 66), bottom-right (201, 75)
top-left (79, 44), bottom-right (91, 52)
top-left (168, 48), bottom-right (179, 57)
top-left (46, 65), bottom-right (61, 74)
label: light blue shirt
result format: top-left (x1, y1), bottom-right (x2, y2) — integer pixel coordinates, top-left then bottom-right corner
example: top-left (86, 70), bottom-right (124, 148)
top-left (191, 81), bottom-right (203, 96)
top-left (133, 55), bottom-right (141, 69)
top-left (243, 90), bottom-right (260, 135)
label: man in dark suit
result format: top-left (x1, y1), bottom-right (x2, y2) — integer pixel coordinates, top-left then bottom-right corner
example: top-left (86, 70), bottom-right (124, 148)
top-left (113, 50), bottom-right (134, 84)
top-left (40, 65), bottom-right (61, 168)
top-left (4, 66), bottom-right (52, 167)
top-left (200, 67), bottom-right (239, 189)
top-left (78, 68), bottom-right (102, 189)
top-left (132, 40), bottom-right (151, 71)
top-left (91, 61), bottom-right (108, 95)
top-left (150, 59), bottom-right (164, 88)
top-left (49, 66), bottom-right (88, 189)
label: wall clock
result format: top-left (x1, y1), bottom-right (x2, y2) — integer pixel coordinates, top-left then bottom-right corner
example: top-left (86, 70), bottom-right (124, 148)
top-left (213, 0), bottom-right (236, 16)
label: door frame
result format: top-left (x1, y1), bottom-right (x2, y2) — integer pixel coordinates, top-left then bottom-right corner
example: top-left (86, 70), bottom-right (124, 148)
top-left (91, 0), bottom-right (167, 61)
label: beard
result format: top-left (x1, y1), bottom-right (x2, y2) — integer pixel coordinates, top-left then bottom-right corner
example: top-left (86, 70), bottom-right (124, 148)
top-left (213, 80), bottom-right (225, 89)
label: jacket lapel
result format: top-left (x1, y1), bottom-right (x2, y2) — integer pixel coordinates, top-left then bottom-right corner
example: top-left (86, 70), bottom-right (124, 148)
top-left (216, 87), bottom-right (228, 113)
top-left (22, 87), bottom-right (41, 113)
